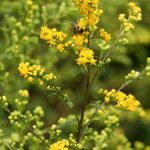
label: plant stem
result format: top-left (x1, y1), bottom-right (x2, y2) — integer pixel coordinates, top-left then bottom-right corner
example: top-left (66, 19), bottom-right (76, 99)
top-left (88, 26), bottom-right (124, 93)
top-left (76, 65), bottom-right (90, 142)
top-left (76, 29), bottom-right (92, 142)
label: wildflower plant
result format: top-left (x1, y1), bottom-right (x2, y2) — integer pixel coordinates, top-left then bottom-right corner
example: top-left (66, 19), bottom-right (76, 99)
top-left (0, 0), bottom-right (150, 150)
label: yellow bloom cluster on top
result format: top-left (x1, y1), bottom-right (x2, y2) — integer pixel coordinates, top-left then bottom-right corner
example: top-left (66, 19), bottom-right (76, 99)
top-left (49, 139), bottom-right (69, 150)
top-left (72, 0), bottom-right (104, 65)
top-left (18, 62), bottom-right (56, 85)
top-left (40, 26), bottom-right (71, 52)
top-left (76, 47), bottom-right (96, 65)
top-left (99, 29), bottom-right (111, 42)
top-left (18, 90), bottom-right (29, 97)
top-left (118, 2), bottom-right (142, 32)
top-left (98, 89), bottom-right (140, 111)
top-left (74, 0), bottom-right (103, 29)
top-left (74, 0), bottom-right (99, 15)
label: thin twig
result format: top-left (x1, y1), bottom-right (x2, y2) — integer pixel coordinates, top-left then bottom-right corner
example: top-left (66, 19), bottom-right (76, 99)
top-left (88, 26), bottom-right (124, 93)
top-left (118, 71), bottom-right (145, 91)
top-left (102, 26), bottom-right (124, 62)
top-left (27, 126), bottom-right (49, 147)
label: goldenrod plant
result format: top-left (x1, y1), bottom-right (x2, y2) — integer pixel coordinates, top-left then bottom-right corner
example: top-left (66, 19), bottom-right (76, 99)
top-left (0, 0), bottom-right (150, 150)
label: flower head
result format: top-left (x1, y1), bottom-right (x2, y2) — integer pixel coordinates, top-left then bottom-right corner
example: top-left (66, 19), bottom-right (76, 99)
top-left (19, 90), bottom-right (29, 97)
top-left (18, 62), bottom-right (29, 77)
top-left (76, 48), bottom-right (96, 65)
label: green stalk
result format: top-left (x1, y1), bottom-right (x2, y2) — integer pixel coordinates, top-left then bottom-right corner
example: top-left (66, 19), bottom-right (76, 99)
top-left (76, 64), bottom-right (90, 142)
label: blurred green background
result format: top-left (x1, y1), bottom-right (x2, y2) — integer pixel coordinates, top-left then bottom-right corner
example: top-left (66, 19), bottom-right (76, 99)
top-left (0, 0), bottom-right (150, 147)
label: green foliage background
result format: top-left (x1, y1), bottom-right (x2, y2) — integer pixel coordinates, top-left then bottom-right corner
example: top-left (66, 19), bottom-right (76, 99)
top-left (0, 0), bottom-right (150, 149)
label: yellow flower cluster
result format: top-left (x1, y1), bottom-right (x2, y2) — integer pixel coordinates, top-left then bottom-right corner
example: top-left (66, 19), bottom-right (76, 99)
top-left (99, 29), bottom-right (111, 42)
top-left (118, 2), bottom-right (142, 32)
top-left (18, 90), bottom-right (29, 97)
top-left (128, 2), bottom-right (142, 21)
top-left (49, 139), bottom-right (69, 150)
top-left (72, 0), bottom-right (104, 65)
top-left (40, 26), bottom-right (69, 52)
top-left (18, 62), bottom-right (56, 85)
top-left (76, 47), bottom-right (96, 65)
top-left (119, 14), bottom-right (134, 32)
top-left (76, 18), bottom-right (87, 30)
top-left (98, 89), bottom-right (140, 111)
top-left (74, 0), bottom-right (103, 28)
top-left (72, 31), bottom-right (96, 65)
top-left (72, 34), bottom-right (88, 47)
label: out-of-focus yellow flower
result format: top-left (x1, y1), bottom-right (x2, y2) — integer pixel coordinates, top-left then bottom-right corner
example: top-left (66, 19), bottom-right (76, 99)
top-left (118, 2), bottom-right (142, 32)
top-left (56, 44), bottom-right (65, 52)
top-left (128, 2), bottom-right (142, 21)
top-left (99, 29), bottom-right (111, 42)
top-left (19, 90), bottom-right (29, 97)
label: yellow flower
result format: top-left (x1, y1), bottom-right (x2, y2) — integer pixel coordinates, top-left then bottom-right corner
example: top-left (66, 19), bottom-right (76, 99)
top-left (99, 29), bottom-right (111, 42)
top-left (118, 14), bottom-right (126, 22)
top-left (74, 0), bottom-right (103, 28)
top-left (49, 139), bottom-right (69, 150)
top-left (124, 22), bottom-right (134, 31)
top-left (18, 90), bottom-right (29, 97)
top-left (118, 2), bottom-right (142, 32)
top-left (77, 18), bottom-right (87, 29)
top-left (40, 26), bottom-right (52, 41)
top-left (38, 79), bottom-right (44, 86)
top-left (40, 26), bottom-right (67, 49)
top-left (27, 77), bottom-right (33, 82)
top-left (73, 34), bottom-right (85, 46)
top-left (43, 73), bottom-right (56, 81)
top-left (104, 97), bottom-right (110, 103)
top-left (76, 48), bottom-right (96, 65)
top-left (128, 2), bottom-right (142, 21)
top-left (18, 62), bottom-right (56, 86)
top-left (64, 40), bottom-right (72, 47)
top-left (98, 89), bottom-right (140, 111)
top-left (56, 44), bottom-right (65, 52)
top-left (18, 62), bottom-right (29, 77)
